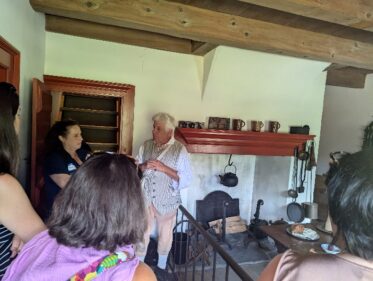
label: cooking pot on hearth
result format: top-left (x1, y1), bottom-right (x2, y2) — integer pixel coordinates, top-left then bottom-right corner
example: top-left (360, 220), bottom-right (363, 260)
top-left (219, 163), bottom-right (238, 187)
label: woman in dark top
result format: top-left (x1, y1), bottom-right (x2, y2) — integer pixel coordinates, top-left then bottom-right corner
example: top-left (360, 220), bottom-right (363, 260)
top-left (40, 120), bottom-right (91, 220)
top-left (0, 82), bottom-right (45, 279)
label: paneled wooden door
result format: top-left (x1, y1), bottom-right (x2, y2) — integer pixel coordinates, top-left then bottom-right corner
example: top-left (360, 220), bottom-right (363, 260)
top-left (30, 79), bottom-right (52, 208)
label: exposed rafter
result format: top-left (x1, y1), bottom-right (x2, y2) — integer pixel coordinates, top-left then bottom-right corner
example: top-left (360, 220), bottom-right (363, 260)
top-left (239, 0), bottom-right (373, 31)
top-left (29, 0), bottom-right (373, 70)
top-left (191, 41), bottom-right (216, 56)
top-left (46, 15), bottom-right (194, 54)
top-left (326, 64), bottom-right (373, 88)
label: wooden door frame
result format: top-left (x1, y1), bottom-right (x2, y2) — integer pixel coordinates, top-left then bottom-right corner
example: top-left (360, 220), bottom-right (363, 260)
top-left (43, 75), bottom-right (135, 154)
top-left (31, 79), bottom-right (51, 208)
top-left (30, 76), bottom-right (135, 208)
top-left (0, 36), bottom-right (20, 90)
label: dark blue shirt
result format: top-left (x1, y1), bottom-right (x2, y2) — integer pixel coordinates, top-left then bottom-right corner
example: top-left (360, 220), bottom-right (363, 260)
top-left (41, 148), bottom-right (89, 220)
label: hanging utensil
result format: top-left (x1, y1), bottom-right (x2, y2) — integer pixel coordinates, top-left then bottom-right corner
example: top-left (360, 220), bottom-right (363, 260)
top-left (288, 147), bottom-right (299, 198)
top-left (297, 150), bottom-right (309, 161)
top-left (297, 159), bottom-right (306, 193)
top-left (287, 201), bottom-right (305, 223)
top-left (287, 147), bottom-right (305, 222)
top-left (297, 145), bottom-right (309, 193)
top-left (288, 189), bottom-right (298, 199)
top-left (306, 141), bottom-right (317, 170)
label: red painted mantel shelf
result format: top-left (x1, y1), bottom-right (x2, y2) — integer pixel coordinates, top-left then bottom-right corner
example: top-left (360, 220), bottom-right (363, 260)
top-left (175, 128), bottom-right (315, 156)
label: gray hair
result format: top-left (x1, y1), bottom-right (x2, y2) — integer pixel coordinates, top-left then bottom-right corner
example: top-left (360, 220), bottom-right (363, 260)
top-left (152, 112), bottom-right (176, 131)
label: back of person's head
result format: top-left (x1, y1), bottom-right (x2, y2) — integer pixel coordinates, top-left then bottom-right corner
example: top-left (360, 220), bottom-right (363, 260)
top-left (45, 120), bottom-right (79, 154)
top-left (0, 82), bottom-right (19, 175)
top-left (48, 153), bottom-right (146, 252)
top-left (327, 149), bottom-right (373, 259)
top-left (325, 151), bottom-right (350, 185)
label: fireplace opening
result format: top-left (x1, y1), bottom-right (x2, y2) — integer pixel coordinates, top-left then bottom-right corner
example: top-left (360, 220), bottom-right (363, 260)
top-left (196, 191), bottom-right (240, 228)
top-left (196, 191), bottom-right (241, 248)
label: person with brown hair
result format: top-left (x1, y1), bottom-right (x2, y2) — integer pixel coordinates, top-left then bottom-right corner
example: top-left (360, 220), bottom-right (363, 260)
top-left (40, 120), bottom-right (91, 220)
top-left (3, 153), bottom-right (156, 281)
top-left (258, 149), bottom-right (373, 281)
top-left (0, 82), bottom-right (45, 280)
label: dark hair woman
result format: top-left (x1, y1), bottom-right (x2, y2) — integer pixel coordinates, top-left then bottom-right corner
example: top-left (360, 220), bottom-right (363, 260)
top-left (257, 149), bottom-right (373, 281)
top-left (0, 82), bottom-right (45, 280)
top-left (39, 119), bottom-right (91, 220)
top-left (3, 154), bottom-right (156, 281)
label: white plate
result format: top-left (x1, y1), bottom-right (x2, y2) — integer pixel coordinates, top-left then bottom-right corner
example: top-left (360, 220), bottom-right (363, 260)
top-left (321, 243), bottom-right (341, 254)
top-left (286, 226), bottom-right (320, 241)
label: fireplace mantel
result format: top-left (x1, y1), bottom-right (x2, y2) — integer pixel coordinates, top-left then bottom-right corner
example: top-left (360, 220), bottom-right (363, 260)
top-left (175, 128), bottom-right (315, 156)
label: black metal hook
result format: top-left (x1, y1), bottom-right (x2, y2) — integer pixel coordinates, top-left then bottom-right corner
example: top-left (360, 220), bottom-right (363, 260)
top-left (228, 154), bottom-right (233, 166)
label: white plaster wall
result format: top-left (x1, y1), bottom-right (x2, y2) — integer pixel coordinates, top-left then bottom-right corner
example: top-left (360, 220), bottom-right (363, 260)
top-left (44, 32), bottom-right (204, 155)
top-left (201, 47), bottom-right (327, 143)
top-left (45, 33), bottom-right (328, 152)
top-left (317, 74), bottom-right (373, 175)
top-left (45, 33), bottom-right (328, 218)
top-left (253, 156), bottom-right (291, 221)
top-left (0, 1), bottom-right (45, 186)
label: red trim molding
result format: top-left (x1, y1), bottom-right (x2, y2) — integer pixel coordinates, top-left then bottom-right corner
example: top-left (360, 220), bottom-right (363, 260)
top-left (175, 128), bottom-right (315, 156)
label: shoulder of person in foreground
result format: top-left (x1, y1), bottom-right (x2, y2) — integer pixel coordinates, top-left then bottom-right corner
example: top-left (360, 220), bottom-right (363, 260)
top-left (257, 253), bottom-right (283, 281)
top-left (0, 174), bottom-right (46, 242)
top-left (132, 262), bottom-right (156, 281)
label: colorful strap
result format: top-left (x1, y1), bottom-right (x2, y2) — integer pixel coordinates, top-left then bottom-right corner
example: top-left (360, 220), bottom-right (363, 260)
top-left (69, 251), bottom-right (134, 281)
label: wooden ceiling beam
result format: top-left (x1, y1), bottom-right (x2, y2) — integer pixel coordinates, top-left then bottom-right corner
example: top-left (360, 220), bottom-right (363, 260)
top-left (326, 65), bottom-right (373, 88)
top-left (46, 15), bottom-right (194, 55)
top-left (324, 63), bottom-right (349, 72)
top-left (30, 0), bottom-right (373, 69)
top-left (191, 41), bottom-right (217, 56)
top-left (239, 0), bottom-right (373, 31)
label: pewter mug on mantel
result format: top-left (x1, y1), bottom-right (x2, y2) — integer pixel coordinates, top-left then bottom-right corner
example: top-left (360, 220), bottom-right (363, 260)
top-left (251, 120), bottom-right (264, 132)
top-left (269, 121), bottom-right (281, 133)
top-left (232, 119), bottom-right (246, 131)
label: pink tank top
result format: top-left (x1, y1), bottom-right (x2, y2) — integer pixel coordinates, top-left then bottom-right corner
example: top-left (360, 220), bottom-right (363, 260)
top-left (274, 250), bottom-right (373, 281)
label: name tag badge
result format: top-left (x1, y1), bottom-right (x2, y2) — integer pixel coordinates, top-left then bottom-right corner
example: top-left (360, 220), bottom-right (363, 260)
top-left (67, 163), bottom-right (77, 172)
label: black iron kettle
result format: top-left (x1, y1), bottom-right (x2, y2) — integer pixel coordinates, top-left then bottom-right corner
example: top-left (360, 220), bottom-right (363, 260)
top-left (219, 155), bottom-right (238, 187)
